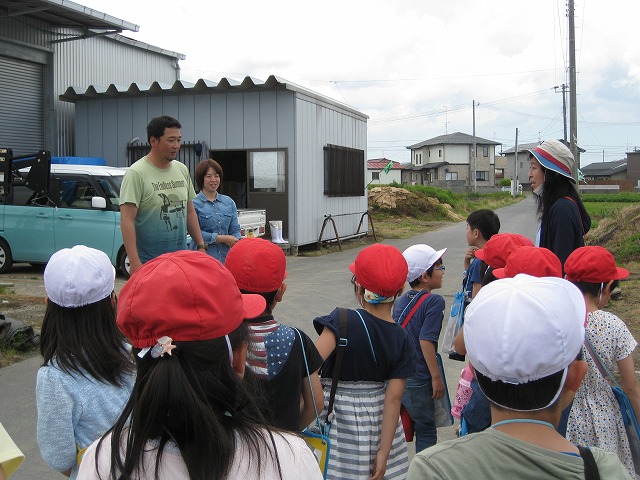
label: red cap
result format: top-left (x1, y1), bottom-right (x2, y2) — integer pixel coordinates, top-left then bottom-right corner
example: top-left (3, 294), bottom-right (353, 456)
top-left (564, 246), bottom-right (629, 283)
top-left (349, 243), bottom-right (408, 298)
top-left (493, 247), bottom-right (562, 279)
top-left (474, 233), bottom-right (534, 269)
top-left (117, 251), bottom-right (266, 349)
top-left (225, 238), bottom-right (287, 293)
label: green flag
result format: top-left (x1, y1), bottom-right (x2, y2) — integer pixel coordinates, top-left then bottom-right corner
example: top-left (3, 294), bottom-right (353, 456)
top-left (382, 161), bottom-right (393, 174)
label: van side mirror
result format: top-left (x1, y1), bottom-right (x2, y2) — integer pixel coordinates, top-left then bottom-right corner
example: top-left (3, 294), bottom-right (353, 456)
top-left (91, 197), bottom-right (107, 209)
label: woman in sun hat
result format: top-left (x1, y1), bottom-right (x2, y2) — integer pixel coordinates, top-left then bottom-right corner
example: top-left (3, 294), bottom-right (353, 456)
top-left (564, 246), bottom-right (640, 478)
top-left (528, 139), bottom-right (591, 269)
top-left (77, 250), bottom-right (323, 480)
top-left (36, 245), bottom-right (136, 480)
top-left (313, 243), bottom-right (416, 480)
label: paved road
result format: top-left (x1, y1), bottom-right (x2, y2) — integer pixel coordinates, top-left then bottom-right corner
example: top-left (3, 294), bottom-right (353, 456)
top-left (1, 195), bottom-right (538, 479)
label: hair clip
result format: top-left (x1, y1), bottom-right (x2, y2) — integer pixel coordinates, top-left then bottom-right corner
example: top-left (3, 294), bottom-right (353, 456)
top-left (150, 336), bottom-right (176, 358)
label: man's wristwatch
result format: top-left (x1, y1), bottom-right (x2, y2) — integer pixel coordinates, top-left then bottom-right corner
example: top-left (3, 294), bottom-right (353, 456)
top-left (196, 244), bottom-right (208, 251)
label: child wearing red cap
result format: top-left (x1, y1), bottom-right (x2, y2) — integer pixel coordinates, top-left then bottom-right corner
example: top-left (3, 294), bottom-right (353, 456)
top-left (392, 244), bottom-right (447, 453)
top-left (77, 251), bottom-right (323, 480)
top-left (564, 246), bottom-right (640, 478)
top-left (314, 243), bottom-right (415, 480)
top-left (225, 238), bottom-right (324, 432)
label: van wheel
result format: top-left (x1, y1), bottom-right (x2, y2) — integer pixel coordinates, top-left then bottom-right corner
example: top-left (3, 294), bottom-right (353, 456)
top-left (0, 239), bottom-right (14, 274)
top-left (117, 248), bottom-right (131, 279)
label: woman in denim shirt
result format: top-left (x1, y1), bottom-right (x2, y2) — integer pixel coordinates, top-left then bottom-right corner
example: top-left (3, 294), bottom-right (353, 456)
top-left (192, 159), bottom-right (240, 263)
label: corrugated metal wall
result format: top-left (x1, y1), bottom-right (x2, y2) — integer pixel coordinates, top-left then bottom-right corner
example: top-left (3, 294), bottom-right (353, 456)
top-left (0, 15), bottom-right (53, 47)
top-left (0, 56), bottom-right (44, 156)
top-left (54, 31), bottom-right (179, 157)
top-left (294, 95), bottom-right (367, 246)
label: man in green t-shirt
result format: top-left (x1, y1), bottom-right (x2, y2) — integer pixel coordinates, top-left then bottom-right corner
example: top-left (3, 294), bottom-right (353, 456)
top-left (408, 275), bottom-right (631, 480)
top-left (120, 116), bottom-right (205, 275)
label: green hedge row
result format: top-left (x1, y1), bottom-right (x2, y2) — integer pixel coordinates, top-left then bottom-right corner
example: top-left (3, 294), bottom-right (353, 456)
top-left (582, 193), bottom-right (640, 203)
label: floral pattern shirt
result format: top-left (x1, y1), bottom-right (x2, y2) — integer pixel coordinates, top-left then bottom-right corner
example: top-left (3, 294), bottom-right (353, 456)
top-left (567, 309), bottom-right (637, 478)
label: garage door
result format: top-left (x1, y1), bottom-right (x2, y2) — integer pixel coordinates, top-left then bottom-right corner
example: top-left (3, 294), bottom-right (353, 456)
top-left (0, 56), bottom-right (44, 157)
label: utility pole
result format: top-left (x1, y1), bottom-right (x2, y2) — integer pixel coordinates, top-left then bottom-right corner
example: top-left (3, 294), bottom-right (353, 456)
top-left (554, 84), bottom-right (568, 143)
top-left (568, 0), bottom-right (579, 177)
top-left (472, 100), bottom-right (477, 194)
top-left (514, 128), bottom-right (519, 198)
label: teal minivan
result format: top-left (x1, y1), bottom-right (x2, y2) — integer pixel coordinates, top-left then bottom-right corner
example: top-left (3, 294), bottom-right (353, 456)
top-left (0, 164), bottom-right (130, 277)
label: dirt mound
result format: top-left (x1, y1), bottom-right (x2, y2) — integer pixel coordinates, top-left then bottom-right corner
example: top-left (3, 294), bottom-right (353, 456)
top-left (586, 204), bottom-right (640, 264)
top-left (368, 187), bottom-right (464, 221)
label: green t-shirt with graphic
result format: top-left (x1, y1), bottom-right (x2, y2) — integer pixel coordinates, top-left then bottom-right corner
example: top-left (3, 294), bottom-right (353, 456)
top-left (121, 157), bottom-right (196, 263)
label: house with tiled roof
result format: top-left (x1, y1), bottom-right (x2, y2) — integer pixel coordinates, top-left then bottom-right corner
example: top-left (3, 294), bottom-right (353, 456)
top-left (367, 158), bottom-right (403, 185)
top-left (581, 159), bottom-right (628, 181)
top-left (405, 132), bottom-right (501, 191)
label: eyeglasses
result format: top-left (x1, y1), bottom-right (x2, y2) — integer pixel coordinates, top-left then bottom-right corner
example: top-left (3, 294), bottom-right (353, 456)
top-left (434, 265), bottom-right (446, 271)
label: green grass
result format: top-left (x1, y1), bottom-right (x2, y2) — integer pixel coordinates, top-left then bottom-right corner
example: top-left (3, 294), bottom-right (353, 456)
top-left (582, 193), bottom-right (640, 203)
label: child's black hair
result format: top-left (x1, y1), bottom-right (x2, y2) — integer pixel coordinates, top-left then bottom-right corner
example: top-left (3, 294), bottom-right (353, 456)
top-left (571, 279), bottom-right (620, 298)
top-left (466, 209), bottom-right (500, 242)
top-left (408, 258), bottom-right (443, 288)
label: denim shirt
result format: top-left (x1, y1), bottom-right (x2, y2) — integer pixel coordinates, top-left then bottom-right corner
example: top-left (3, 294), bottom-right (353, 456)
top-left (191, 191), bottom-right (241, 263)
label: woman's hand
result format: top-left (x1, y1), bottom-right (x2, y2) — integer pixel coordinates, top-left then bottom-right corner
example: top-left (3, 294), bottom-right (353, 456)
top-left (369, 449), bottom-right (388, 480)
top-left (216, 235), bottom-right (239, 248)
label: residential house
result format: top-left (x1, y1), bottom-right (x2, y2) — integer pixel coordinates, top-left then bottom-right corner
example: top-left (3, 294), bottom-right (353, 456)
top-left (367, 158), bottom-right (403, 185)
top-left (404, 132), bottom-right (501, 191)
top-left (499, 142), bottom-right (539, 186)
top-left (581, 159), bottom-right (628, 181)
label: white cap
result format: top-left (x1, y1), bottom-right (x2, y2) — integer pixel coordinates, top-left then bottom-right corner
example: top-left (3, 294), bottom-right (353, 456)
top-left (44, 245), bottom-right (116, 308)
top-left (402, 244), bottom-right (447, 283)
top-left (465, 274), bottom-right (586, 384)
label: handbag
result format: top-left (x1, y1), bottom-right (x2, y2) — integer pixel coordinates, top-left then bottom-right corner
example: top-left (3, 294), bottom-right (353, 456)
top-left (441, 273), bottom-right (470, 361)
top-left (434, 352), bottom-right (454, 427)
top-left (584, 337), bottom-right (640, 473)
top-left (299, 308), bottom-right (348, 478)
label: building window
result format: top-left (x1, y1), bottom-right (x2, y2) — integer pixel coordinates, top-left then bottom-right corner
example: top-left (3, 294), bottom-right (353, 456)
top-left (495, 168), bottom-right (504, 179)
top-left (445, 172), bottom-right (458, 180)
top-left (249, 151), bottom-right (286, 192)
top-left (483, 146), bottom-right (489, 157)
top-left (438, 149), bottom-right (442, 157)
top-left (476, 171), bottom-right (489, 181)
top-left (429, 151), bottom-right (431, 157)
top-left (372, 172), bottom-right (380, 181)
top-left (324, 144), bottom-right (365, 196)
top-left (419, 153), bottom-right (422, 165)
top-left (411, 172), bottom-right (417, 181)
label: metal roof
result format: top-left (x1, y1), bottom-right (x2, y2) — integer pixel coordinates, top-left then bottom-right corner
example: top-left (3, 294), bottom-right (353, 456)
top-left (0, 0), bottom-right (139, 32)
top-left (581, 159), bottom-right (627, 176)
top-left (59, 75), bottom-right (368, 119)
top-left (408, 132), bottom-right (501, 150)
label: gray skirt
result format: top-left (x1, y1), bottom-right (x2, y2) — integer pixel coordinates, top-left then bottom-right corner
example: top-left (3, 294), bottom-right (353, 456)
top-left (320, 379), bottom-right (409, 479)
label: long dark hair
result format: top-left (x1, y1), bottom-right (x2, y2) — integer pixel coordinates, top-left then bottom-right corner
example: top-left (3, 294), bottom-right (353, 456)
top-left (534, 164), bottom-right (590, 234)
top-left (99, 322), bottom-right (285, 480)
top-left (40, 295), bottom-right (134, 386)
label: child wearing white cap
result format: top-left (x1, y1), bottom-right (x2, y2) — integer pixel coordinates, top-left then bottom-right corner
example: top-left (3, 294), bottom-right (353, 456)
top-left (392, 244), bottom-right (447, 453)
top-left (36, 246), bottom-right (135, 480)
top-left (407, 275), bottom-right (631, 479)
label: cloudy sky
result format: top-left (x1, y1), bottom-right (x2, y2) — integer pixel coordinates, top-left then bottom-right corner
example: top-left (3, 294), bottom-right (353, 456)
top-left (82, 0), bottom-right (640, 167)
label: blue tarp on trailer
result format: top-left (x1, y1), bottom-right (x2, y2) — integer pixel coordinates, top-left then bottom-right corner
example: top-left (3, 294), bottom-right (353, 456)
top-left (52, 157), bottom-right (106, 165)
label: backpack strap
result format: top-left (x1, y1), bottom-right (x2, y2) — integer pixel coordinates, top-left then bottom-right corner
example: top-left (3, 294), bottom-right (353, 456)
top-left (325, 307), bottom-right (348, 429)
top-left (578, 446), bottom-right (601, 480)
top-left (400, 292), bottom-right (430, 328)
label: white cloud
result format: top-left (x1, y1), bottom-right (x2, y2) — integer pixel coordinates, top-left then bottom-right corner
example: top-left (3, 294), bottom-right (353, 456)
top-left (81, 0), bottom-right (640, 165)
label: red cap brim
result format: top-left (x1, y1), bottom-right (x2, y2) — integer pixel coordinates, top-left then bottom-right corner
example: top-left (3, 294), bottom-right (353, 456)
top-left (242, 293), bottom-right (267, 319)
